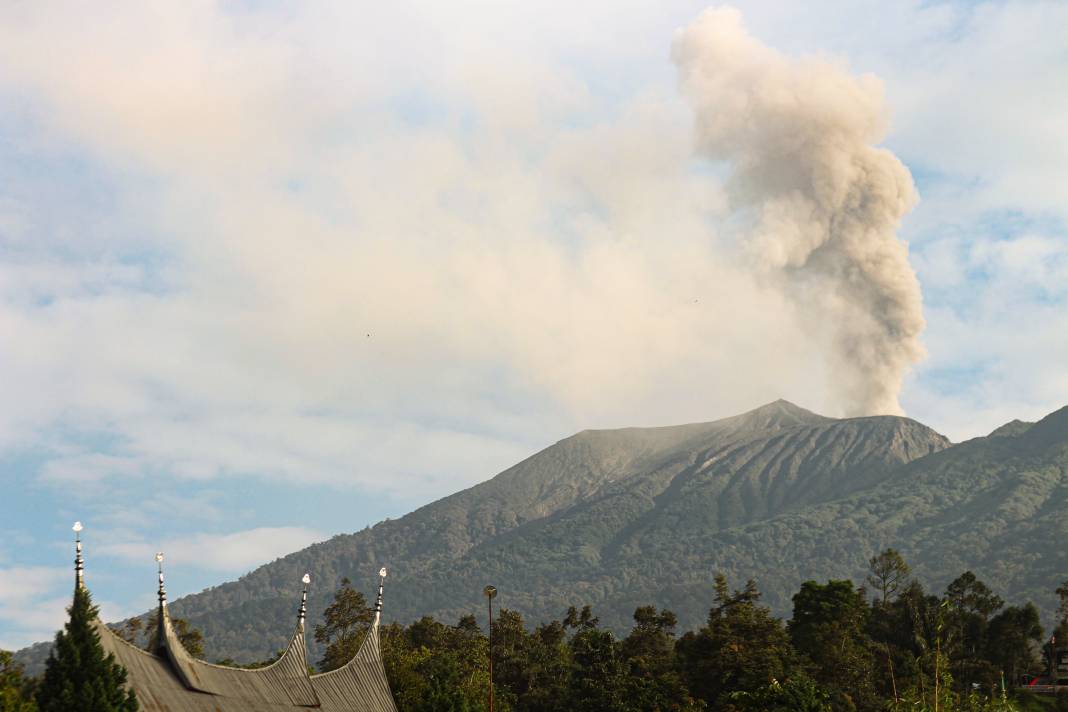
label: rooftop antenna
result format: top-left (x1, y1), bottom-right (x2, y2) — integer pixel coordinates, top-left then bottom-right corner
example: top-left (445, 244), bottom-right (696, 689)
top-left (72, 521), bottom-right (84, 590)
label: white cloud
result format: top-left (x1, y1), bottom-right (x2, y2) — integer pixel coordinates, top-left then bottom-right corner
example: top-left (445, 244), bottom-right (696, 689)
top-left (99, 526), bottom-right (325, 573)
top-left (0, 564), bottom-right (146, 650)
top-left (0, 0), bottom-right (1063, 502)
top-left (0, 566), bottom-right (70, 650)
top-left (0, 1), bottom-right (854, 504)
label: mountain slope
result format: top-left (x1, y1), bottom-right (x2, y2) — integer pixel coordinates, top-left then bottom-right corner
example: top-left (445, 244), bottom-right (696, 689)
top-left (619, 404), bottom-right (1068, 623)
top-left (143, 400), bottom-right (951, 663)
top-left (44, 398), bottom-right (1068, 677)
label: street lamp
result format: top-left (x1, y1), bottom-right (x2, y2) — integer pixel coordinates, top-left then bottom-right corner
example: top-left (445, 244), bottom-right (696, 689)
top-left (484, 585), bottom-right (498, 712)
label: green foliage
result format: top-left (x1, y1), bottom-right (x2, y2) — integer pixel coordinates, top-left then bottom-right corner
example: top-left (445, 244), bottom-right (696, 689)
top-left (868, 549), bottom-right (911, 605)
top-left (382, 615), bottom-right (489, 712)
top-left (789, 579), bottom-right (877, 710)
top-left (986, 604), bottom-right (1043, 683)
top-left (1054, 581), bottom-right (1068, 643)
top-left (367, 564), bottom-right (1056, 712)
top-left (0, 649), bottom-right (37, 712)
top-left (944, 572), bottom-right (1005, 693)
top-left (676, 575), bottom-right (797, 709)
top-left (728, 674), bottom-right (832, 712)
top-left (314, 577), bottom-right (375, 673)
top-left (35, 587), bottom-right (138, 712)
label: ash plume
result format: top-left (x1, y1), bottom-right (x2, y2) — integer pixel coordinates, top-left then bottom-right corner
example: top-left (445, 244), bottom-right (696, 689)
top-left (673, 7), bottom-right (925, 416)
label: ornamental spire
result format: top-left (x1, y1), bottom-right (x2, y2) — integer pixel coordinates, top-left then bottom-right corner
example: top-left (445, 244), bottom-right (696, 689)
top-left (72, 521), bottom-right (84, 589)
top-left (298, 573), bottom-right (310, 627)
top-left (374, 567), bottom-right (387, 626)
top-left (155, 552), bottom-right (166, 606)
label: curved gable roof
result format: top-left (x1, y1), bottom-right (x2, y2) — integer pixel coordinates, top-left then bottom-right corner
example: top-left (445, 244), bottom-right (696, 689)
top-left (69, 527), bottom-right (396, 712)
top-left (157, 604), bottom-right (320, 707)
top-left (310, 623), bottom-right (398, 712)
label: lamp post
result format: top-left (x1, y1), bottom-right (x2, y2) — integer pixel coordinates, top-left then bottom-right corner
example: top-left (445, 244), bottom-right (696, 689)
top-left (484, 585), bottom-right (497, 712)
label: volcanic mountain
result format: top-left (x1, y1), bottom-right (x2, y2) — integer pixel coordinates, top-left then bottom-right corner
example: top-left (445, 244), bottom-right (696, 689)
top-left (19, 399), bottom-right (1068, 669)
top-left (157, 400), bottom-right (955, 662)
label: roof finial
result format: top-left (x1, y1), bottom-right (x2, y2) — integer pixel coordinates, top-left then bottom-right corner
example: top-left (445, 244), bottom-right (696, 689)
top-left (374, 567), bottom-right (387, 626)
top-left (155, 552), bottom-right (166, 606)
top-left (298, 573), bottom-right (311, 626)
top-left (72, 521), bottom-right (84, 590)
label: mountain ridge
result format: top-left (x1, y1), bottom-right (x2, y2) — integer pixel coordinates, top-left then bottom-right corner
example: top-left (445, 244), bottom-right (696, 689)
top-left (19, 399), bottom-right (1068, 673)
top-left (145, 401), bottom-right (953, 662)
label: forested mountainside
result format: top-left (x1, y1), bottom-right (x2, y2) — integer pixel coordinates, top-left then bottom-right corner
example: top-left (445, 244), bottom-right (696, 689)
top-left (17, 400), bottom-right (1068, 671)
top-left (134, 401), bottom-right (952, 662)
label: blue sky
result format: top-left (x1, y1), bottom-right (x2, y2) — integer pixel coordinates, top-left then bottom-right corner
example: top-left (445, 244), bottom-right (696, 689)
top-left (0, 0), bottom-right (1066, 650)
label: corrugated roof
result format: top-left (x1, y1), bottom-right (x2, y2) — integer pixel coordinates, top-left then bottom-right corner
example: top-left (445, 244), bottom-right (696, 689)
top-left (311, 625), bottom-right (397, 712)
top-left (158, 603), bottom-right (320, 707)
top-left (95, 601), bottom-right (397, 711)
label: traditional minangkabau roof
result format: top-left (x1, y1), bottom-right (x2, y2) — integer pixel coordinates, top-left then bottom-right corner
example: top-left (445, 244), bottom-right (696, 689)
top-left (311, 569), bottom-right (397, 712)
top-left (74, 524), bottom-right (398, 712)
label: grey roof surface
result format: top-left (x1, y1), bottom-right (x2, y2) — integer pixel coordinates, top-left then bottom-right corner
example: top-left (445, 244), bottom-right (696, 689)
top-left (311, 623), bottom-right (396, 712)
top-left (95, 601), bottom-right (398, 712)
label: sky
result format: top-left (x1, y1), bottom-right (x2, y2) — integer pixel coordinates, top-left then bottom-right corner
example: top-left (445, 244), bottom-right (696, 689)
top-left (0, 0), bottom-right (1066, 650)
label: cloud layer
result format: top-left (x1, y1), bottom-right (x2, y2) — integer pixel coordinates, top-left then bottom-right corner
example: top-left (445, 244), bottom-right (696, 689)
top-left (0, 0), bottom-right (1066, 648)
top-left (0, 1), bottom-right (901, 502)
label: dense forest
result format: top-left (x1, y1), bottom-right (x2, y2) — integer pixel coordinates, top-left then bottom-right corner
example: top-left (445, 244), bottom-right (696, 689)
top-left (4, 550), bottom-right (1068, 711)
top-left (360, 553), bottom-right (1068, 711)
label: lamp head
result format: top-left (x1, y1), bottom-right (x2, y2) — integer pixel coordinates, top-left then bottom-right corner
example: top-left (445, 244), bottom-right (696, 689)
top-left (302, 573), bottom-right (311, 585)
top-left (483, 585), bottom-right (497, 599)
top-left (72, 521), bottom-right (83, 533)
top-left (379, 567), bottom-right (387, 579)
top-left (155, 552), bottom-right (164, 564)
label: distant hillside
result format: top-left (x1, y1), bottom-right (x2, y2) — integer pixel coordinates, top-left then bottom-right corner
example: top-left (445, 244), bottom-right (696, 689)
top-left (18, 400), bottom-right (1068, 673)
top-left (131, 401), bottom-right (953, 662)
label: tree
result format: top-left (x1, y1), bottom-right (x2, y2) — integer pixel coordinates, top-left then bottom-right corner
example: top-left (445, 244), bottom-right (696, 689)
top-left (490, 608), bottom-right (532, 710)
top-left (314, 577), bottom-right (375, 673)
top-left (413, 653), bottom-right (481, 712)
top-left (620, 607), bottom-right (703, 712)
top-left (789, 579), bottom-right (877, 711)
top-left (35, 586), bottom-right (138, 712)
top-left (567, 626), bottom-right (628, 712)
top-left (986, 604), bottom-right (1042, 685)
top-left (1, 649), bottom-right (38, 712)
top-left (1055, 580), bottom-right (1068, 642)
top-left (943, 572), bottom-right (1003, 692)
top-left (563, 605), bottom-right (599, 631)
top-left (381, 615), bottom-right (489, 712)
top-left (676, 575), bottom-right (797, 709)
top-left (518, 619), bottom-right (572, 712)
top-left (867, 549), bottom-right (911, 605)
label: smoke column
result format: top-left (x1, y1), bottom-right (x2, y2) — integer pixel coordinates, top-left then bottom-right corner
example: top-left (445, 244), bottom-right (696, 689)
top-left (673, 7), bottom-right (925, 416)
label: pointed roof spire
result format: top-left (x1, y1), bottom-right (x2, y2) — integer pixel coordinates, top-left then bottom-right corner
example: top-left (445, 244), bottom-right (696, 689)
top-left (72, 521), bottom-right (84, 590)
top-left (374, 567), bottom-right (387, 627)
top-left (298, 573), bottom-right (311, 627)
top-left (156, 552), bottom-right (166, 606)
